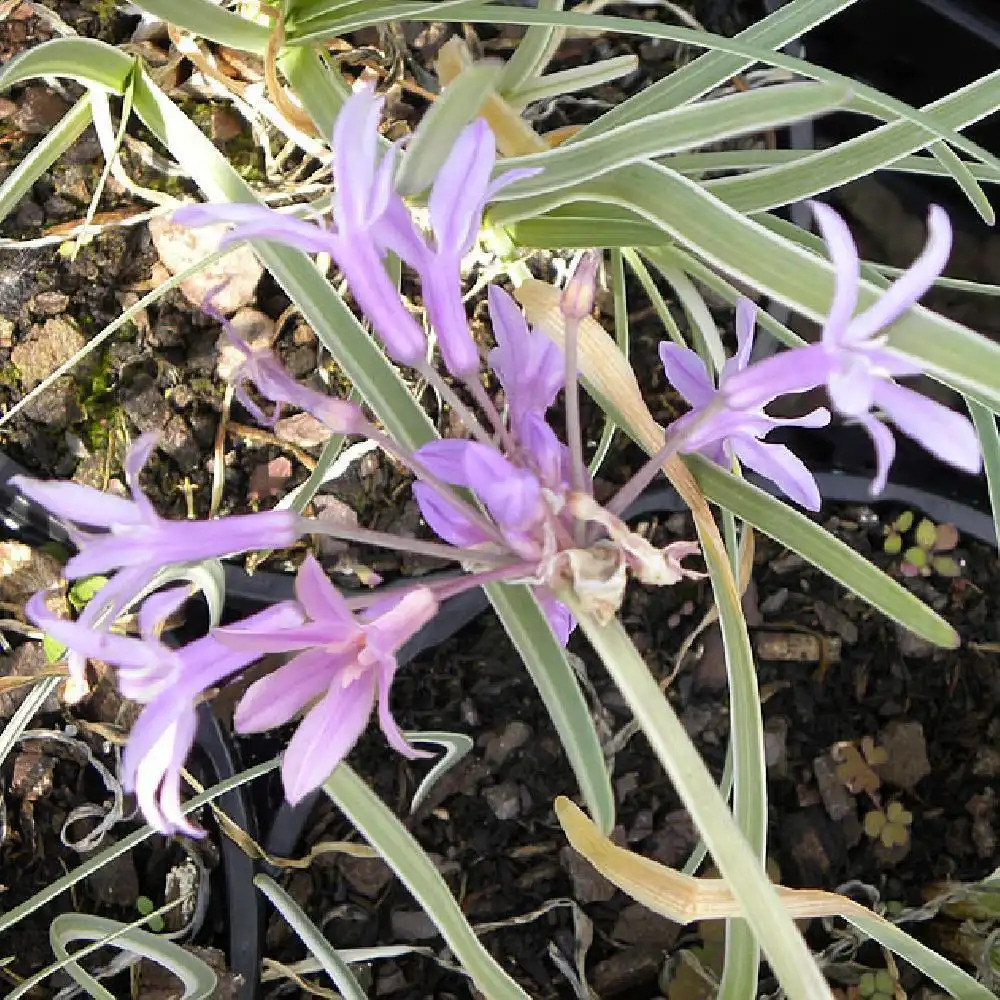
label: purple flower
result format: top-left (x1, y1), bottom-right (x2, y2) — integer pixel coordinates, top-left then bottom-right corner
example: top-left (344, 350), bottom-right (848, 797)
top-left (487, 285), bottom-right (564, 435)
top-left (660, 299), bottom-right (829, 510)
top-left (13, 434), bottom-right (299, 580)
top-left (15, 434), bottom-right (299, 699)
top-left (29, 583), bottom-right (306, 834)
top-left (216, 556), bottom-right (439, 804)
top-left (26, 585), bottom-right (179, 704)
top-left (174, 87), bottom-right (429, 367)
top-left (418, 122), bottom-right (539, 376)
top-left (121, 602), bottom-right (305, 834)
top-left (210, 299), bottom-right (365, 434)
top-left (724, 203), bottom-right (981, 493)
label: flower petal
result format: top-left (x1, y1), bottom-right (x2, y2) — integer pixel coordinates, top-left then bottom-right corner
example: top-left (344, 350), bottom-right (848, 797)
top-left (722, 297), bottom-right (757, 381)
top-left (872, 380), bottom-right (981, 475)
top-left (172, 203), bottom-right (340, 255)
top-left (487, 284), bottom-right (563, 426)
top-left (846, 205), bottom-right (952, 345)
top-left (281, 672), bottom-right (377, 804)
top-left (375, 655), bottom-right (433, 759)
top-left (412, 482), bottom-right (492, 548)
top-left (214, 620), bottom-right (343, 654)
top-left (827, 359), bottom-right (876, 417)
top-left (429, 119), bottom-right (495, 255)
top-left (534, 586), bottom-right (574, 646)
top-left (294, 554), bottom-right (354, 626)
top-left (722, 344), bottom-right (833, 410)
top-left (234, 647), bottom-right (340, 733)
top-left (139, 585), bottom-right (192, 641)
top-left (810, 200), bottom-right (861, 345)
top-left (857, 413), bottom-right (896, 495)
top-left (12, 476), bottom-right (142, 528)
top-left (420, 261), bottom-right (480, 376)
top-left (331, 84), bottom-right (386, 230)
top-left (658, 343), bottom-right (715, 408)
top-left (462, 446), bottom-right (543, 530)
top-left (413, 439), bottom-right (477, 485)
top-left (27, 591), bottom-right (171, 671)
top-left (519, 412), bottom-right (571, 490)
top-left (730, 436), bottom-right (822, 511)
top-left (365, 586), bottom-right (438, 655)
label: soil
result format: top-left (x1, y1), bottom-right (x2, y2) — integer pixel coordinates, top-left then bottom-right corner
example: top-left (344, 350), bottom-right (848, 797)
top-left (1, 3), bottom-right (999, 1000)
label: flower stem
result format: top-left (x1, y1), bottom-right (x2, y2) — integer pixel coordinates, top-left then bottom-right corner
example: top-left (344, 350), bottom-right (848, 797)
top-left (416, 361), bottom-right (493, 447)
top-left (298, 516), bottom-right (512, 565)
top-left (606, 400), bottom-right (722, 518)
top-left (563, 314), bottom-right (588, 508)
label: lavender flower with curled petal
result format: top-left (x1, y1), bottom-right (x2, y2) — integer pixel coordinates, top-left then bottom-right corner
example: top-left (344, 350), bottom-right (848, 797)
top-left (659, 298), bottom-right (830, 510)
top-left (14, 433), bottom-right (299, 699)
top-left (723, 202), bottom-right (982, 493)
top-left (208, 294), bottom-right (366, 434)
top-left (27, 587), bottom-right (305, 834)
top-left (216, 555), bottom-right (439, 804)
top-left (418, 121), bottom-right (539, 376)
top-left (13, 434), bottom-right (298, 581)
top-left (121, 602), bottom-right (306, 834)
top-left (175, 86), bottom-right (429, 368)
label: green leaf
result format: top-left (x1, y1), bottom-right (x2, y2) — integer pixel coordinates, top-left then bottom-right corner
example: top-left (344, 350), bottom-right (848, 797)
top-left (494, 162), bottom-right (1000, 412)
top-left (883, 533), bottom-right (902, 556)
top-left (0, 37), bottom-right (134, 94)
top-left (686, 457), bottom-right (959, 647)
top-left (396, 61), bottom-right (502, 196)
top-left (324, 765), bottom-right (530, 1000)
top-left (506, 55), bottom-right (639, 111)
top-left (43, 634), bottom-right (68, 663)
top-left (125, 0), bottom-right (269, 52)
top-left (702, 523), bottom-right (765, 994)
top-left (564, 602), bottom-right (831, 1000)
top-left (406, 731), bottom-right (474, 814)
top-left (288, 0), bottom-right (482, 37)
top-left (903, 545), bottom-right (927, 568)
top-left (0, 95), bottom-right (92, 226)
top-left (969, 398), bottom-right (1000, 552)
top-left (493, 82), bottom-right (851, 202)
top-left (68, 575), bottom-right (110, 611)
top-left (893, 510), bottom-right (915, 533)
top-left (571, 0), bottom-right (861, 139)
top-left (498, 0), bottom-right (565, 95)
top-left (431, 3), bottom-right (1000, 186)
top-left (255, 874), bottom-right (369, 1000)
top-left (24, 912), bottom-right (218, 1000)
top-left (708, 71), bottom-right (1000, 218)
top-left (915, 518), bottom-right (937, 550)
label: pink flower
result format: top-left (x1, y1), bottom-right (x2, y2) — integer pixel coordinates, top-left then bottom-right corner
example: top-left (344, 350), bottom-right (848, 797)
top-left (217, 556), bottom-right (439, 804)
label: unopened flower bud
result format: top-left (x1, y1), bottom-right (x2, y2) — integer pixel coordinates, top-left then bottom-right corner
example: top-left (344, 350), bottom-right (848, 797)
top-left (560, 251), bottom-right (600, 320)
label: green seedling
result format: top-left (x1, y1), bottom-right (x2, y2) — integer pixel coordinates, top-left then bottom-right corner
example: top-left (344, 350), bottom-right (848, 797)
top-left (883, 511), bottom-right (960, 577)
top-left (854, 968), bottom-right (899, 1000)
top-left (864, 800), bottom-right (913, 848)
top-left (901, 518), bottom-right (960, 578)
top-left (43, 575), bottom-right (109, 663)
top-left (882, 510), bottom-right (913, 555)
top-left (833, 737), bottom-right (888, 797)
top-left (136, 895), bottom-right (165, 933)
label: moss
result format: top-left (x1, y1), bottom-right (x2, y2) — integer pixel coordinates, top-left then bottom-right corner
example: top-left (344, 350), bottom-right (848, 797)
top-left (0, 360), bottom-right (21, 387)
top-left (74, 346), bottom-right (122, 451)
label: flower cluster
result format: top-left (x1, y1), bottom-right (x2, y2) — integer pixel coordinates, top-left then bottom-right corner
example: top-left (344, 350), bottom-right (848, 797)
top-left (651, 203), bottom-right (980, 507)
top-left (15, 84), bottom-right (982, 835)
